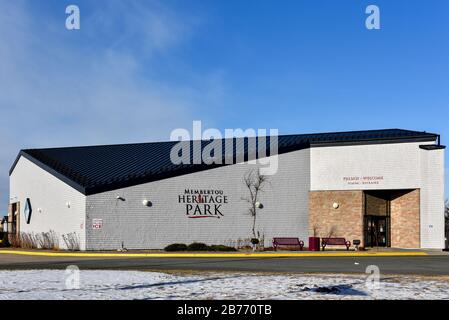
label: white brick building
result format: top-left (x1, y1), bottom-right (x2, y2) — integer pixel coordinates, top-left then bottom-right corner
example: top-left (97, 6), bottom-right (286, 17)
top-left (7, 129), bottom-right (446, 250)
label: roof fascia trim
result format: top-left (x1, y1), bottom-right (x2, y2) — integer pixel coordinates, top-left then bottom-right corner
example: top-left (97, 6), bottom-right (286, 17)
top-left (309, 136), bottom-right (437, 148)
top-left (9, 152), bottom-right (22, 176)
top-left (10, 151), bottom-right (87, 195)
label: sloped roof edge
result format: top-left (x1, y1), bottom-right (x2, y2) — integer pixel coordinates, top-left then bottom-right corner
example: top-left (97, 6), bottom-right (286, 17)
top-left (9, 129), bottom-right (439, 195)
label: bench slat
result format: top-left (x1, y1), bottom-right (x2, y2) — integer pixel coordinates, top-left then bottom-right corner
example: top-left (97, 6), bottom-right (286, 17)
top-left (273, 238), bottom-right (301, 245)
top-left (321, 237), bottom-right (351, 251)
top-left (272, 237), bottom-right (304, 251)
top-left (323, 238), bottom-right (346, 245)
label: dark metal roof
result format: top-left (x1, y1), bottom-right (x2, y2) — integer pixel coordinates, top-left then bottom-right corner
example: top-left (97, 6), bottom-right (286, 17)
top-left (9, 129), bottom-right (439, 195)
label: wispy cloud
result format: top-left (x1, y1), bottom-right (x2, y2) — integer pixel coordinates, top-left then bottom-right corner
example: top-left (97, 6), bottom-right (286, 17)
top-left (82, 0), bottom-right (200, 56)
top-left (0, 1), bottom-right (225, 207)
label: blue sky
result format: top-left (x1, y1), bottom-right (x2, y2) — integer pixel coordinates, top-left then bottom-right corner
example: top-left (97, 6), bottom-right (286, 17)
top-left (1, 0), bottom-right (448, 209)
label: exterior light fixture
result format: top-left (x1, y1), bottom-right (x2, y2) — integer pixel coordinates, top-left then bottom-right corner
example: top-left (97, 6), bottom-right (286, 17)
top-left (333, 202), bottom-right (339, 209)
top-left (116, 196), bottom-right (125, 201)
top-left (255, 202), bottom-right (263, 209)
top-left (142, 200), bottom-right (152, 207)
top-left (66, 201), bottom-right (71, 208)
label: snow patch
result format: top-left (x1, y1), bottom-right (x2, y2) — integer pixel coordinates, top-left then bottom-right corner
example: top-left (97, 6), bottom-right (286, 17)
top-left (0, 270), bottom-right (448, 300)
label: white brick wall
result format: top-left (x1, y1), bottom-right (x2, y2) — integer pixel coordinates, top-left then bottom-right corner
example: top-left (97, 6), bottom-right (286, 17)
top-left (85, 149), bottom-right (311, 250)
top-left (9, 157), bottom-right (86, 250)
top-left (310, 142), bottom-right (429, 191)
top-left (420, 148), bottom-right (445, 248)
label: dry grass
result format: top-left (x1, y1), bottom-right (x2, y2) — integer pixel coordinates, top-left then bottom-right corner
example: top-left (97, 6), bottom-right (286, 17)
top-left (36, 230), bottom-right (59, 250)
top-left (8, 231), bottom-right (59, 250)
top-left (62, 232), bottom-right (80, 251)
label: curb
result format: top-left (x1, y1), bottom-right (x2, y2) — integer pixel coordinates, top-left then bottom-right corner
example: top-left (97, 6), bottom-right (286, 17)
top-left (0, 250), bottom-right (429, 258)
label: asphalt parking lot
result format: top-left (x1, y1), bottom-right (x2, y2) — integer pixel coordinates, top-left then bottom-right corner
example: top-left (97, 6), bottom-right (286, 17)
top-left (0, 252), bottom-right (448, 275)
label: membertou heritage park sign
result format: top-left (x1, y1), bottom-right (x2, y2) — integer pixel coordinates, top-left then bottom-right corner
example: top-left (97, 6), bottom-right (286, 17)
top-left (179, 189), bottom-right (228, 219)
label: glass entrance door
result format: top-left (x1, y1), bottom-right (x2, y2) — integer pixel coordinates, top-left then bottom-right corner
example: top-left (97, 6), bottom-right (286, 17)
top-left (364, 191), bottom-right (391, 247)
top-left (365, 215), bottom-right (389, 247)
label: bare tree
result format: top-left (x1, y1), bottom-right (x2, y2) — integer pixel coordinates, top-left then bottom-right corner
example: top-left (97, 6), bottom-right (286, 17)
top-left (242, 168), bottom-right (269, 239)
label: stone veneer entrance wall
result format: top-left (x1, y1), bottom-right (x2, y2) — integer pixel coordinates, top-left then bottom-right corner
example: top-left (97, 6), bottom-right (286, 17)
top-left (309, 190), bottom-right (364, 246)
top-left (390, 189), bottom-right (420, 248)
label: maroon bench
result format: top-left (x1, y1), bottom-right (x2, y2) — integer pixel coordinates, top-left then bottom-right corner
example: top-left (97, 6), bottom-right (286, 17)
top-left (321, 238), bottom-right (351, 251)
top-left (272, 237), bottom-right (304, 251)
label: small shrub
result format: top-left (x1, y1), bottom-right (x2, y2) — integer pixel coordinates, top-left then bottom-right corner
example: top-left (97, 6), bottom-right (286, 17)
top-left (164, 243), bottom-right (188, 251)
top-left (187, 242), bottom-right (209, 251)
top-left (209, 245), bottom-right (237, 252)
